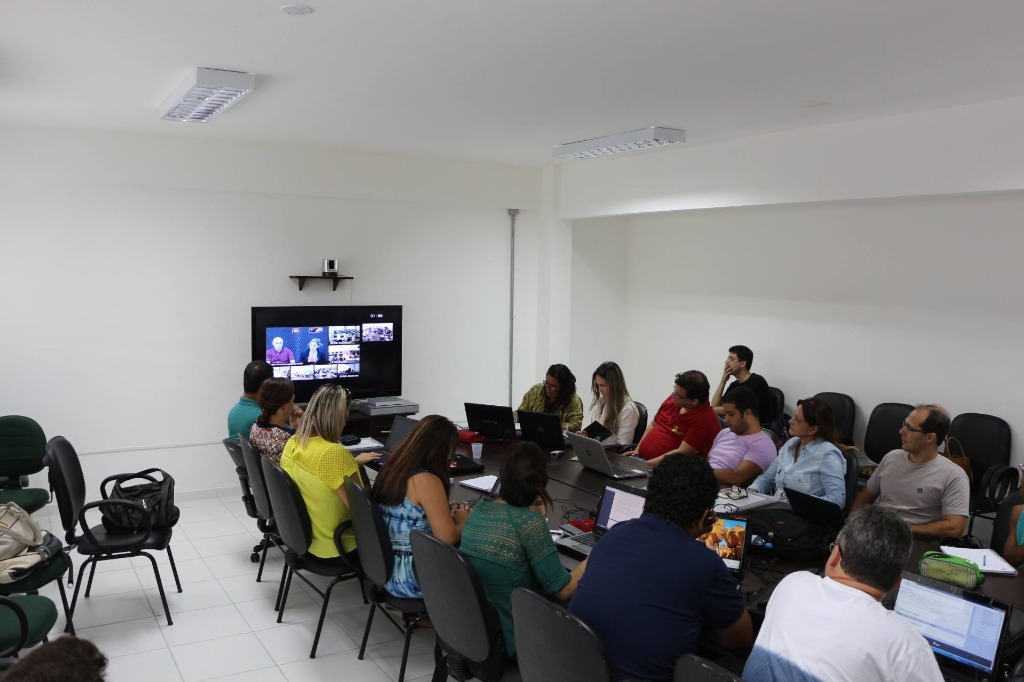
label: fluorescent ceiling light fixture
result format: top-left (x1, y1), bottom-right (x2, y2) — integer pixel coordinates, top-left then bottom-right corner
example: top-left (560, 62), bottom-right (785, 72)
top-left (161, 68), bottom-right (256, 123)
top-left (553, 126), bottom-right (686, 159)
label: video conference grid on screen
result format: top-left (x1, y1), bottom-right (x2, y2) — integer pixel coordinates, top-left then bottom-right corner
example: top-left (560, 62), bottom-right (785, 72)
top-left (265, 323), bottom-right (394, 381)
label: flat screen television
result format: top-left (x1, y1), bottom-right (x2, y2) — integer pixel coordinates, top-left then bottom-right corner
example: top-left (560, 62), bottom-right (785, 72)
top-left (251, 305), bottom-right (402, 402)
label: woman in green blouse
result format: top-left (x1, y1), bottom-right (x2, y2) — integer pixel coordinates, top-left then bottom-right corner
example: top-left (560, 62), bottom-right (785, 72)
top-left (515, 363), bottom-right (584, 432)
top-left (459, 441), bottom-right (587, 656)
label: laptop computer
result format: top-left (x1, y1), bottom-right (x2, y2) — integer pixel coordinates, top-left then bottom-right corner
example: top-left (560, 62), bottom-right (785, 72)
top-left (566, 432), bottom-right (650, 480)
top-left (699, 513), bottom-right (751, 581)
top-left (518, 411), bottom-right (569, 449)
top-left (892, 571), bottom-right (1011, 681)
top-left (783, 487), bottom-right (846, 532)
top-left (464, 403), bottom-right (518, 441)
top-left (363, 415), bottom-right (418, 471)
top-left (555, 481), bottom-right (646, 556)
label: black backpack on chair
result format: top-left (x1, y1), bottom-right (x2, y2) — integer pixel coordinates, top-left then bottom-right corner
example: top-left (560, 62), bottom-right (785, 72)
top-left (100, 468), bottom-right (180, 533)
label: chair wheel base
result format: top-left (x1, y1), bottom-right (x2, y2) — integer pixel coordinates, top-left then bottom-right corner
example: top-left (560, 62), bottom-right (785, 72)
top-left (250, 552), bottom-right (260, 563)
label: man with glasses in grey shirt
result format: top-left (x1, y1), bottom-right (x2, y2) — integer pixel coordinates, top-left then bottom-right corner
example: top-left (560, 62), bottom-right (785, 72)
top-left (850, 404), bottom-right (969, 540)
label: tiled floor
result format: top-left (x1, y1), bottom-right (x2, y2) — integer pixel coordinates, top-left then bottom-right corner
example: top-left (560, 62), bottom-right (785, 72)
top-left (30, 494), bottom-right (454, 682)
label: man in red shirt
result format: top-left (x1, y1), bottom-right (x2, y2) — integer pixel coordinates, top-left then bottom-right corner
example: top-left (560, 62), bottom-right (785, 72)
top-left (627, 370), bottom-right (722, 466)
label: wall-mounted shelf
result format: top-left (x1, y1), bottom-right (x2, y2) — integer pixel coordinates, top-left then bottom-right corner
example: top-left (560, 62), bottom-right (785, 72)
top-left (289, 274), bottom-right (354, 291)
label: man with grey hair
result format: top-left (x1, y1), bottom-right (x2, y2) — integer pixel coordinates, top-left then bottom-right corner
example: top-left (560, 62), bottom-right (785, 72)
top-left (743, 506), bottom-right (942, 682)
top-left (851, 403), bottom-right (969, 539)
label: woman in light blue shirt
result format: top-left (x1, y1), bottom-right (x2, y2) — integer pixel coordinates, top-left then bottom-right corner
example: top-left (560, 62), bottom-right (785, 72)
top-left (750, 397), bottom-right (846, 509)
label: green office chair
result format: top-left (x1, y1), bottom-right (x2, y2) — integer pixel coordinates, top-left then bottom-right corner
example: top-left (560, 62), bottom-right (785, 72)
top-left (0, 416), bottom-right (50, 514)
top-left (0, 594), bottom-right (59, 669)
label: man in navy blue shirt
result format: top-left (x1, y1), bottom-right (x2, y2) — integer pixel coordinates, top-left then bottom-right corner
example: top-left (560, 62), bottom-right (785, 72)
top-left (569, 454), bottom-right (752, 681)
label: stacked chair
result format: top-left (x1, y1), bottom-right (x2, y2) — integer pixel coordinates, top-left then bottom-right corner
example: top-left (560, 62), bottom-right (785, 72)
top-left (0, 416), bottom-right (50, 514)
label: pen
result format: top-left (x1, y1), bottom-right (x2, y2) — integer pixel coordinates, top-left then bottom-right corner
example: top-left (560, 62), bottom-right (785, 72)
top-left (983, 556), bottom-right (987, 567)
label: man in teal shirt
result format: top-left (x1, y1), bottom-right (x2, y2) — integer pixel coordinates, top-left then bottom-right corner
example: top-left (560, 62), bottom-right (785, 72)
top-left (227, 361), bottom-right (273, 440)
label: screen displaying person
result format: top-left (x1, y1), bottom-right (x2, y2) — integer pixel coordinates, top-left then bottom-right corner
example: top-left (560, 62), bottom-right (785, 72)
top-left (266, 337), bottom-right (295, 365)
top-left (304, 338), bottom-right (328, 364)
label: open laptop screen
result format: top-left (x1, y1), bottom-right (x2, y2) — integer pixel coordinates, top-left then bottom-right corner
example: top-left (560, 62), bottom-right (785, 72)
top-left (893, 572), bottom-right (1008, 676)
top-left (594, 484), bottom-right (646, 533)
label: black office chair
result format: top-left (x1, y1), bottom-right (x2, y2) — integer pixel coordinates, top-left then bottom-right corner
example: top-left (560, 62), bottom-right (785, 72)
top-left (813, 392), bottom-right (856, 447)
top-left (768, 387), bottom-right (784, 423)
top-left (841, 448), bottom-right (859, 515)
top-left (990, 490), bottom-right (1023, 555)
top-left (46, 436), bottom-right (181, 627)
top-left (862, 402), bottom-right (914, 465)
top-left (632, 402), bottom-right (648, 445)
top-left (345, 477), bottom-right (428, 682)
top-left (260, 458), bottom-right (360, 657)
top-left (946, 413), bottom-right (1014, 534)
top-left (511, 587), bottom-right (612, 682)
top-left (221, 437), bottom-right (258, 520)
top-left (411, 530), bottom-right (511, 682)
top-left (674, 653), bottom-right (745, 681)
top-left (0, 416), bottom-right (50, 514)
top-left (238, 434), bottom-right (281, 581)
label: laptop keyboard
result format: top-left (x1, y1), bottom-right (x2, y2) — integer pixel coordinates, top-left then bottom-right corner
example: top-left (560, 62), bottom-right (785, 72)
top-left (572, 532), bottom-right (598, 546)
top-left (610, 461), bottom-right (643, 476)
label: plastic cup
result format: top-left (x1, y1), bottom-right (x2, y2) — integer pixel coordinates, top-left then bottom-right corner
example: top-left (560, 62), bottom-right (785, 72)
top-left (471, 442), bottom-right (483, 459)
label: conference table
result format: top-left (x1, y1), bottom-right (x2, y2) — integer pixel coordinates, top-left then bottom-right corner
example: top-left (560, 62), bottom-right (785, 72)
top-left (445, 438), bottom-right (1024, 613)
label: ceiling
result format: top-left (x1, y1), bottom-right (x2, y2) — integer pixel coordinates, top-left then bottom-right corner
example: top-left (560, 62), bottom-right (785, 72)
top-left (4, 1), bottom-right (1024, 167)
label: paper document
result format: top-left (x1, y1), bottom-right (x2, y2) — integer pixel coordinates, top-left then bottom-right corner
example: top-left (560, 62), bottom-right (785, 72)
top-left (938, 546), bottom-right (1018, 575)
top-left (713, 489), bottom-right (777, 513)
top-left (346, 437), bottom-right (383, 452)
top-left (459, 475), bottom-right (498, 493)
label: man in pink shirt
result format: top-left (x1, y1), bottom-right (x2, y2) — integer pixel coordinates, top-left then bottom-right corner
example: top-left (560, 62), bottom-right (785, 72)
top-left (707, 387), bottom-right (777, 486)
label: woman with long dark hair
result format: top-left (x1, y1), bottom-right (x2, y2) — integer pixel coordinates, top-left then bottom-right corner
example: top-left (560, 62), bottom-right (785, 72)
top-left (249, 378), bottom-right (302, 463)
top-left (459, 441), bottom-right (587, 656)
top-left (749, 397), bottom-right (846, 508)
top-left (516, 363), bottom-right (584, 432)
top-left (372, 415), bottom-right (467, 598)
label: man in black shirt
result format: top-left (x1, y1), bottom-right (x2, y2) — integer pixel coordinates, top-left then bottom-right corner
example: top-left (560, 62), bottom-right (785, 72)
top-left (711, 345), bottom-right (775, 425)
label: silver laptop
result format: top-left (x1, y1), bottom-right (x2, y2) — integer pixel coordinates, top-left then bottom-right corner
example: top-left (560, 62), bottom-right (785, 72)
top-left (566, 432), bottom-right (650, 480)
top-left (892, 571), bottom-right (1011, 681)
top-left (555, 482), bottom-right (646, 556)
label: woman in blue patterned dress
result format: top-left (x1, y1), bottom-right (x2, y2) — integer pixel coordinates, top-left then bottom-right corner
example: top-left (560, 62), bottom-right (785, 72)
top-left (372, 415), bottom-right (468, 598)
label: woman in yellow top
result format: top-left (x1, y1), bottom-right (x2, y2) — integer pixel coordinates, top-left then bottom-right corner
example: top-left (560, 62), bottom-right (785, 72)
top-left (516, 363), bottom-right (584, 432)
top-left (280, 384), bottom-right (380, 566)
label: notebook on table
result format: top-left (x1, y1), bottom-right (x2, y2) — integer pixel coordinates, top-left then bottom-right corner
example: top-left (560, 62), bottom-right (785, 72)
top-left (892, 571), bottom-right (1011, 681)
top-left (555, 481), bottom-right (647, 556)
top-left (566, 432), bottom-right (650, 480)
top-left (363, 415), bottom-right (418, 471)
top-left (464, 403), bottom-right (518, 441)
top-left (518, 411), bottom-right (569, 449)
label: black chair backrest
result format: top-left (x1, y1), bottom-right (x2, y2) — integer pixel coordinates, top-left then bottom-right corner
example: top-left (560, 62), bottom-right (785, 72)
top-left (768, 387), bottom-right (784, 422)
top-left (813, 392), bottom-right (856, 446)
top-left (863, 402), bottom-right (914, 464)
top-left (990, 490), bottom-right (1023, 553)
top-left (841, 449), bottom-right (858, 515)
top-left (947, 413), bottom-right (1012, 489)
top-left (260, 458), bottom-right (312, 556)
top-left (632, 402), bottom-right (648, 445)
top-left (0, 415), bottom-right (47, 477)
top-left (45, 436), bottom-right (87, 544)
top-left (511, 587), bottom-right (614, 682)
top-left (239, 435), bottom-right (273, 522)
top-left (222, 437), bottom-right (246, 471)
top-left (674, 653), bottom-right (745, 681)
top-left (343, 477), bottom-right (394, 588)
top-left (410, 530), bottom-right (503, 677)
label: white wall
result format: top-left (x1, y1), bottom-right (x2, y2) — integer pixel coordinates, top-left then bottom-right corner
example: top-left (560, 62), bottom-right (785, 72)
top-left (0, 125), bottom-right (546, 495)
top-left (569, 216), bottom-right (628, 409)
top-left (585, 192), bottom-right (1024, 463)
